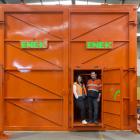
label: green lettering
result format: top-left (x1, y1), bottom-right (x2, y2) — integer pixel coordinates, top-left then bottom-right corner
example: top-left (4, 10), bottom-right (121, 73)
top-left (21, 40), bottom-right (48, 49)
top-left (92, 42), bottom-right (97, 48)
top-left (21, 42), bottom-right (27, 48)
top-left (39, 42), bottom-right (43, 48)
top-left (97, 42), bottom-right (104, 48)
top-left (87, 42), bottom-right (92, 48)
top-left (105, 42), bottom-right (112, 48)
top-left (34, 42), bottom-right (38, 48)
top-left (26, 42), bottom-right (32, 48)
top-left (43, 39), bottom-right (47, 48)
top-left (30, 41), bottom-right (35, 48)
top-left (32, 42), bottom-right (37, 48)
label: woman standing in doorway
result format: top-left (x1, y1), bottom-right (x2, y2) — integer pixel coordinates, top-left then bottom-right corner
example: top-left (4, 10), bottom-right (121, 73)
top-left (73, 75), bottom-right (88, 124)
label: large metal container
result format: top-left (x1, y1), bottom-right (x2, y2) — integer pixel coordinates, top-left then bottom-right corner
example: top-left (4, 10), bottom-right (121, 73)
top-left (0, 4), bottom-right (137, 132)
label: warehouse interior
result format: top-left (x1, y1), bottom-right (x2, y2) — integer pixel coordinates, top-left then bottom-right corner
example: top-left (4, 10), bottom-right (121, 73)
top-left (0, 0), bottom-right (140, 140)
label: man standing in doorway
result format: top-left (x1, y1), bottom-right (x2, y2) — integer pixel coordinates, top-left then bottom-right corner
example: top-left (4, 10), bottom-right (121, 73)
top-left (87, 72), bottom-right (102, 124)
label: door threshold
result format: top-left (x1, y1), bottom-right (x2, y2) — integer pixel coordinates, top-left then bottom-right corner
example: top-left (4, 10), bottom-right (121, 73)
top-left (73, 122), bottom-right (102, 127)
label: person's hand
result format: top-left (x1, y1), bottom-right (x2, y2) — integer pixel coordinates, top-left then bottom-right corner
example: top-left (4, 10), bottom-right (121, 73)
top-left (97, 97), bottom-right (100, 102)
top-left (83, 94), bottom-right (88, 99)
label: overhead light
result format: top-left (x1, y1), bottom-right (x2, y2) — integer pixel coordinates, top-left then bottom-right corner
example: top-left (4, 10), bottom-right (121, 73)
top-left (137, 7), bottom-right (140, 12)
top-left (27, 2), bottom-right (60, 5)
top-left (27, 2), bottom-right (42, 5)
top-left (76, 1), bottom-right (102, 5)
top-left (27, 1), bottom-right (103, 5)
top-left (137, 33), bottom-right (140, 36)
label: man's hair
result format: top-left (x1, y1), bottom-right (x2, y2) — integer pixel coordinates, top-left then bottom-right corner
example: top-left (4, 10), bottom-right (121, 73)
top-left (91, 72), bottom-right (96, 75)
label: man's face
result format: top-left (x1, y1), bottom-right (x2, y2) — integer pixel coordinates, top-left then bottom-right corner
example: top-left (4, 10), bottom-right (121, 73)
top-left (91, 72), bottom-right (96, 80)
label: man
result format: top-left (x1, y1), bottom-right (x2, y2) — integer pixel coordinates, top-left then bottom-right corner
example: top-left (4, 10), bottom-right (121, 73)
top-left (87, 72), bottom-right (102, 124)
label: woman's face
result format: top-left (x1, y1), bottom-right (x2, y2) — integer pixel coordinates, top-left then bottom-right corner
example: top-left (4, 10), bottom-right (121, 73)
top-left (78, 76), bottom-right (82, 83)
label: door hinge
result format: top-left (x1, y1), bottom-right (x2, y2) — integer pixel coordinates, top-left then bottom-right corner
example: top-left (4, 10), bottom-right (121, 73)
top-left (128, 67), bottom-right (136, 72)
top-left (129, 20), bottom-right (137, 25)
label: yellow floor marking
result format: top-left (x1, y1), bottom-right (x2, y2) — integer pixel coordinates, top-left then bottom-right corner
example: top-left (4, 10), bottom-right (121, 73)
top-left (99, 132), bottom-right (104, 140)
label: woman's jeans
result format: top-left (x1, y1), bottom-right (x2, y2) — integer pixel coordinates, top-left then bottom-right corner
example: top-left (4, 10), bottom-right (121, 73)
top-left (76, 97), bottom-right (86, 121)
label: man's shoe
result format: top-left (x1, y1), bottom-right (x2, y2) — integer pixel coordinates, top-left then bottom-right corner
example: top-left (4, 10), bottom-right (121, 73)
top-left (93, 121), bottom-right (99, 124)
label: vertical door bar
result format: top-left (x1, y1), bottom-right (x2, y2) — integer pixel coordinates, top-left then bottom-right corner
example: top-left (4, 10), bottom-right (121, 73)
top-left (0, 7), bottom-right (6, 138)
top-left (62, 8), bottom-right (69, 129)
top-left (128, 7), bottom-right (137, 131)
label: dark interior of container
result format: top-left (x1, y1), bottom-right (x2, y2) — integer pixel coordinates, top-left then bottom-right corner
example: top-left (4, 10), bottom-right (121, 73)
top-left (73, 70), bottom-right (102, 125)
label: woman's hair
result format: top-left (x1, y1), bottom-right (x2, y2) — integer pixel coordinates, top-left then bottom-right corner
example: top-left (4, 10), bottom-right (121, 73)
top-left (75, 75), bottom-right (83, 84)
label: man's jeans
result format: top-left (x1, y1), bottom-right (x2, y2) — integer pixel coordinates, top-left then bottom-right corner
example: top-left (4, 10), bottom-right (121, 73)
top-left (88, 96), bottom-right (99, 122)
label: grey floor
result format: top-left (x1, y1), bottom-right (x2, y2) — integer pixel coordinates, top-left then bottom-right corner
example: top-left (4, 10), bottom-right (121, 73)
top-left (2, 131), bottom-right (140, 140)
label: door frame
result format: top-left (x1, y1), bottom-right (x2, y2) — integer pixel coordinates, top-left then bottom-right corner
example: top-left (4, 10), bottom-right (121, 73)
top-left (69, 68), bottom-right (103, 129)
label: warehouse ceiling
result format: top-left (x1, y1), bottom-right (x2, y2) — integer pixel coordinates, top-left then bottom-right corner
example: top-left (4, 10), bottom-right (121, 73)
top-left (0, 0), bottom-right (140, 38)
top-left (0, 0), bottom-right (139, 5)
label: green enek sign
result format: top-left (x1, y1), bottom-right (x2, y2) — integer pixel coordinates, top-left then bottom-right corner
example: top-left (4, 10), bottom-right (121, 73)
top-left (21, 39), bottom-right (48, 49)
top-left (86, 41), bottom-right (113, 49)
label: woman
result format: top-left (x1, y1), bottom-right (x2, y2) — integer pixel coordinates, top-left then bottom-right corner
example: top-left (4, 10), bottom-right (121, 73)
top-left (73, 75), bottom-right (87, 124)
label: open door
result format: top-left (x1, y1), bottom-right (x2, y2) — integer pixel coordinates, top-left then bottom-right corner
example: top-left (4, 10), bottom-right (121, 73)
top-left (102, 68), bottom-right (124, 130)
top-left (70, 69), bottom-right (103, 130)
top-left (102, 68), bottom-right (137, 130)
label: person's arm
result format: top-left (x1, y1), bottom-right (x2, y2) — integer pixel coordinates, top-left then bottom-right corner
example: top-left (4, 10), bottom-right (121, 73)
top-left (97, 79), bottom-right (102, 88)
top-left (97, 79), bottom-right (102, 102)
top-left (83, 84), bottom-right (87, 95)
top-left (73, 84), bottom-right (79, 99)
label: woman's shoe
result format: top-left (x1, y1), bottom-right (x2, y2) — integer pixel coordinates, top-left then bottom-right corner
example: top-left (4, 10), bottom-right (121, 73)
top-left (82, 120), bottom-right (88, 124)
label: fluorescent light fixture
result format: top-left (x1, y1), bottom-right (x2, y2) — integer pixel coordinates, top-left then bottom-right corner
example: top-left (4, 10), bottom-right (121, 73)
top-left (27, 2), bottom-right (59, 5)
top-left (60, 0), bottom-right (72, 5)
top-left (138, 7), bottom-right (140, 12)
top-left (27, 2), bottom-right (41, 5)
top-left (76, 1), bottom-right (102, 5)
top-left (27, 1), bottom-right (103, 5)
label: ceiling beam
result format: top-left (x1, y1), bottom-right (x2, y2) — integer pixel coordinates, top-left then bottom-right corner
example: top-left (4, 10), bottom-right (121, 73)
top-left (40, 0), bottom-right (43, 5)
top-left (20, 0), bottom-right (25, 4)
top-left (121, 0), bottom-right (125, 4)
top-left (138, 0), bottom-right (140, 8)
top-left (1, 0), bottom-right (7, 4)
top-left (72, 0), bottom-right (75, 5)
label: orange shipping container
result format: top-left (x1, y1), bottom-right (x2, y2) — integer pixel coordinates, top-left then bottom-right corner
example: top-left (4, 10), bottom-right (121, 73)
top-left (0, 4), bottom-right (137, 133)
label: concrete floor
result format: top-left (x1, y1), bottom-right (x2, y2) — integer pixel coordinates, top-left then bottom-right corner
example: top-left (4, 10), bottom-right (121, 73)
top-left (2, 131), bottom-right (140, 140)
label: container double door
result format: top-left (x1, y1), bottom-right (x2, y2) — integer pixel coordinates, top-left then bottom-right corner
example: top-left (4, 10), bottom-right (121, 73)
top-left (3, 8), bottom-right (69, 130)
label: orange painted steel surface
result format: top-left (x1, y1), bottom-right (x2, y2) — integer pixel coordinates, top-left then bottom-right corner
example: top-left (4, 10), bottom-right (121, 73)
top-left (0, 4), bottom-right (137, 132)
